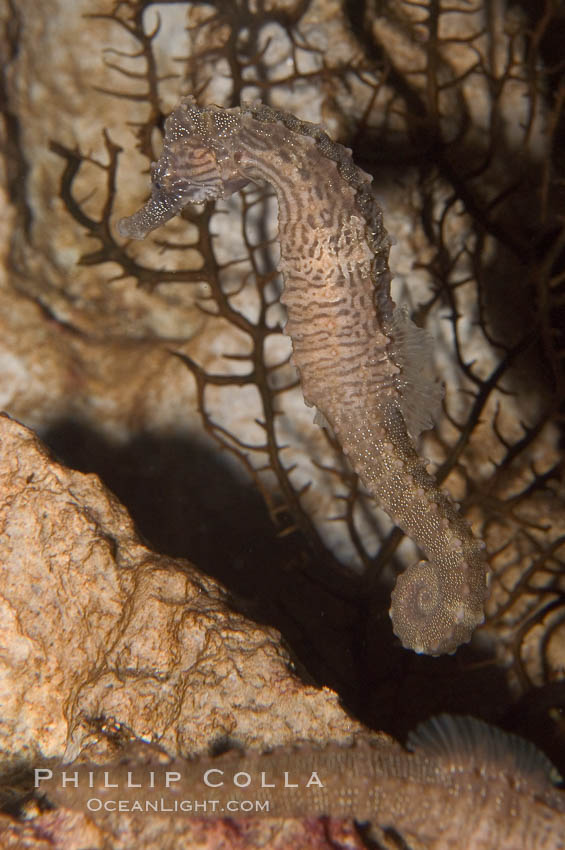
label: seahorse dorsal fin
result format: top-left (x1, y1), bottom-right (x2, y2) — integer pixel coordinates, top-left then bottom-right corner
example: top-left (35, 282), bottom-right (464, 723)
top-left (389, 305), bottom-right (444, 439)
top-left (407, 714), bottom-right (561, 787)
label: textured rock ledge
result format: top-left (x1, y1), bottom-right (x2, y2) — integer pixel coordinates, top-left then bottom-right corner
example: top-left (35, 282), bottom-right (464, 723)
top-left (0, 811), bottom-right (368, 850)
top-left (0, 413), bottom-right (367, 847)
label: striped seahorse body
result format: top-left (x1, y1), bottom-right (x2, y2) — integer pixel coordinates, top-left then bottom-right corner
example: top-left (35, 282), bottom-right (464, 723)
top-left (118, 97), bottom-right (489, 655)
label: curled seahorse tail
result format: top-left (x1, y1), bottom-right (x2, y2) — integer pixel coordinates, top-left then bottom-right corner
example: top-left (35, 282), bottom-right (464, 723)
top-left (335, 410), bottom-right (489, 655)
top-left (389, 558), bottom-right (486, 655)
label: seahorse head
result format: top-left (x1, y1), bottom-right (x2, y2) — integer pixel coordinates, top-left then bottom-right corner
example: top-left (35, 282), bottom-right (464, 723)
top-left (118, 98), bottom-right (248, 240)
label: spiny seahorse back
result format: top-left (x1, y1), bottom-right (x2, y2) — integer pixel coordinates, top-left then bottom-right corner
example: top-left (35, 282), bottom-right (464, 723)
top-left (118, 96), bottom-right (489, 655)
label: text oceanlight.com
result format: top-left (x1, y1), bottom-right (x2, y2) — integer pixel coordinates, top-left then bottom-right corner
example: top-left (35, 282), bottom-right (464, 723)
top-left (84, 798), bottom-right (271, 813)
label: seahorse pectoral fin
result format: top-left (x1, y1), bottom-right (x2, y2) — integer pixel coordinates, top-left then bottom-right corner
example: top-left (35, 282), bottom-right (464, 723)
top-left (313, 407), bottom-right (331, 429)
top-left (221, 177), bottom-right (251, 197)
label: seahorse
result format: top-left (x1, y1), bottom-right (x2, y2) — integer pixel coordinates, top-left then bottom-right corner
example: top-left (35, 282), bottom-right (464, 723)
top-left (38, 715), bottom-right (565, 849)
top-left (117, 97), bottom-right (489, 655)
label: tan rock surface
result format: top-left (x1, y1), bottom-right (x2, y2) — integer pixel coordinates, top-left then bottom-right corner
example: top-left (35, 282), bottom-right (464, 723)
top-left (0, 810), bottom-right (366, 850)
top-left (0, 414), bottom-right (362, 772)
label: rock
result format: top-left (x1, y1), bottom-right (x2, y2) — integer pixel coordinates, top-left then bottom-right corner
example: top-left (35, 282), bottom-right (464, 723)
top-left (0, 810), bottom-right (366, 850)
top-left (0, 411), bottom-right (369, 845)
top-left (0, 414), bottom-right (362, 771)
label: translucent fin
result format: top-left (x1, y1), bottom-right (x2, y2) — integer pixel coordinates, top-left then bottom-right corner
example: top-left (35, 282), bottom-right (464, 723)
top-left (407, 714), bottom-right (561, 787)
top-left (313, 408), bottom-right (330, 429)
top-left (389, 305), bottom-right (444, 439)
top-left (221, 177), bottom-right (251, 197)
